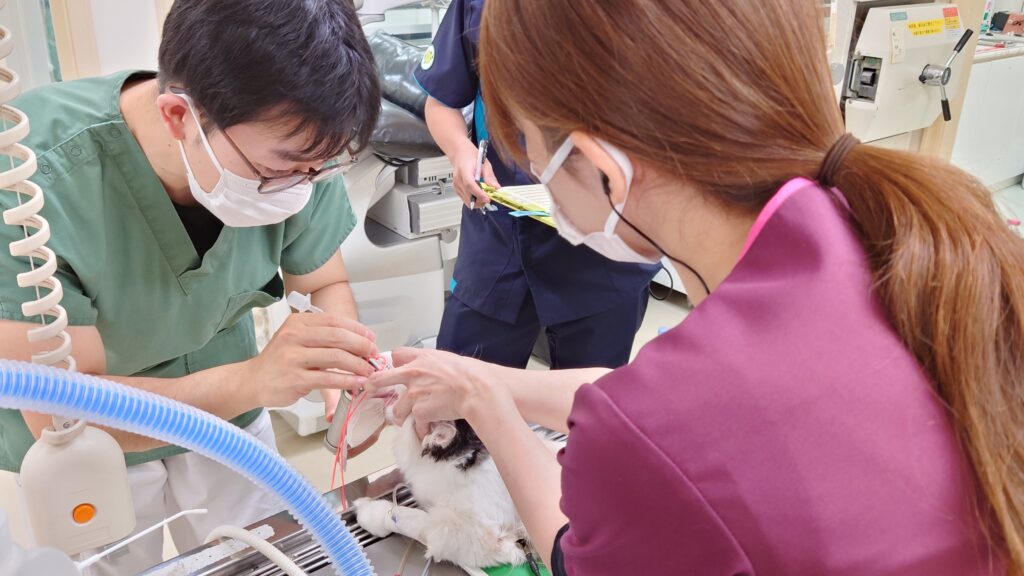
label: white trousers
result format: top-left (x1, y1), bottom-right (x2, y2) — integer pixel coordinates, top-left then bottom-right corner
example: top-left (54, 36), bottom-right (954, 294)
top-left (17, 410), bottom-right (283, 575)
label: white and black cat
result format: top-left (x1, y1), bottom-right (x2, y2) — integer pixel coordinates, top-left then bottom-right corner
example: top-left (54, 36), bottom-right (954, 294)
top-left (354, 414), bottom-right (562, 569)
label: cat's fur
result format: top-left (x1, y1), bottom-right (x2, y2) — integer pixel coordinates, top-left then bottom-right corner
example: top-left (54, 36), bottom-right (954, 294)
top-left (355, 416), bottom-right (562, 568)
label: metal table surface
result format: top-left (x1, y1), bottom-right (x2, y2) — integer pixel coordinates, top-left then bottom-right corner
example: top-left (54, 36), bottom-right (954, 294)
top-left (141, 469), bottom-right (467, 576)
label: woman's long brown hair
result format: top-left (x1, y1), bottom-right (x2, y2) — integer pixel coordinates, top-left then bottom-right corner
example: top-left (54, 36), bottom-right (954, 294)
top-left (480, 0), bottom-right (1024, 569)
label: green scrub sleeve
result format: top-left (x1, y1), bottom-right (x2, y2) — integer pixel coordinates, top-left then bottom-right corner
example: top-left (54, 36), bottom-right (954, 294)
top-left (280, 178), bottom-right (358, 276)
top-left (0, 194), bottom-right (97, 325)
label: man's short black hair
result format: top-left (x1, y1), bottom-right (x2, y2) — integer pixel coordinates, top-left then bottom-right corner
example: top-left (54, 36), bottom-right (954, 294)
top-left (159, 0), bottom-right (380, 160)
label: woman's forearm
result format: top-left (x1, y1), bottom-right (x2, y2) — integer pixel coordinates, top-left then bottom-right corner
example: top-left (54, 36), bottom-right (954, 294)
top-left (424, 97), bottom-right (476, 160)
top-left (502, 367), bottom-right (610, 433)
top-left (469, 406), bottom-right (567, 567)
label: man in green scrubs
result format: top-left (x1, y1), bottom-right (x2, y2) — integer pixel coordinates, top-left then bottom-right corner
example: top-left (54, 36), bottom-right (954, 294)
top-left (0, 0), bottom-right (381, 572)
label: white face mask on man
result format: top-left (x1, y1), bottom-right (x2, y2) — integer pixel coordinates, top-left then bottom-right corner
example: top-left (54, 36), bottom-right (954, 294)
top-left (177, 94), bottom-right (312, 228)
top-left (532, 137), bottom-right (660, 265)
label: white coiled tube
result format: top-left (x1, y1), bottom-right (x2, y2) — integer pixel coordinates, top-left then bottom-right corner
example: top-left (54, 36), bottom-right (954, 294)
top-left (0, 20), bottom-right (75, 373)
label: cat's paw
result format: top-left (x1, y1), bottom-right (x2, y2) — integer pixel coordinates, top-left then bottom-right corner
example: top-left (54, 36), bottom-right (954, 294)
top-left (354, 498), bottom-right (395, 538)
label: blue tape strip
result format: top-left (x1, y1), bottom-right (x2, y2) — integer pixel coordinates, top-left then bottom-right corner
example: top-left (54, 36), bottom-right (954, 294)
top-left (508, 211), bottom-right (550, 218)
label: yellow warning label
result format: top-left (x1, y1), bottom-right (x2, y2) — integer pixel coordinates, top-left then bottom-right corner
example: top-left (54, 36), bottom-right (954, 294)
top-left (945, 16), bottom-right (961, 29)
top-left (907, 19), bottom-right (944, 36)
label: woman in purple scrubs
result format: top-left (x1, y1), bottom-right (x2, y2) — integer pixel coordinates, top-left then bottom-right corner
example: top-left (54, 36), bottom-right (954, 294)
top-left (368, 1), bottom-right (1023, 574)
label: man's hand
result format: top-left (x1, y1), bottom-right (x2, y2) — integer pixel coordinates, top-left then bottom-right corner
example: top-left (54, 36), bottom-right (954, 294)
top-left (241, 313), bottom-right (378, 409)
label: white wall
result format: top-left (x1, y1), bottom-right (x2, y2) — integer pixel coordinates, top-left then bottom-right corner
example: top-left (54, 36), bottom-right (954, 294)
top-left (73, 0), bottom-right (436, 77)
top-left (0, 0), bottom-right (53, 92)
top-left (993, 0), bottom-right (1023, 13)
top-left (951, 53), bottom-right (1024, 188)
top-left (90, 0), bottom-right (161, 74)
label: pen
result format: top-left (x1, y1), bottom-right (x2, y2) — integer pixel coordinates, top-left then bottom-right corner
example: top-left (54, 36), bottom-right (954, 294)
top-left (471, 140), bottom-right (488, 211)
top-left (474, 139), bottom-right (487, 181)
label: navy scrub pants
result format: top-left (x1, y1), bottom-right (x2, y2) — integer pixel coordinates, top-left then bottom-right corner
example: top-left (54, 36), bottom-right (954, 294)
top-left (436, 290), bottom-right (650, 370)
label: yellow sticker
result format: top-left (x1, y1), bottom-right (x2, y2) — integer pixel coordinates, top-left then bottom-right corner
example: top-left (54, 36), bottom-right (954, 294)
top-left (907, 19), bottom-right (944, 36)
top-left (421, 45), bottom-right (436, 71)
top-left (945, 16), bottom-right (961, 29)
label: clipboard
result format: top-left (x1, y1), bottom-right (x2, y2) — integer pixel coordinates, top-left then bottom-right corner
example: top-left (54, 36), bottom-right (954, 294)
top-left (480, 183), bottom-right (556, 228)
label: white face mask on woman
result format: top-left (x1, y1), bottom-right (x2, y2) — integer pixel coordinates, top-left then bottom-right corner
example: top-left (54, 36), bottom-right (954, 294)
top-left (178, 95), bottom-right (312, 228)
top-left (532, 137), bottom-right (660, 265)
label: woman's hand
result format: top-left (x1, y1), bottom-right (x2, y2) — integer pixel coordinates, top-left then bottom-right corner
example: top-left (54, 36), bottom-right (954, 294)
top-left (365, 348), bottom-right (518, 436)
top-left (452, 147), bottom-right (498, 207)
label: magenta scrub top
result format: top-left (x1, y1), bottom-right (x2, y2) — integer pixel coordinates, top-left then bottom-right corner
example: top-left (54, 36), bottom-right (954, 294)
top-left (555, 179), bottom-right (1006, 575)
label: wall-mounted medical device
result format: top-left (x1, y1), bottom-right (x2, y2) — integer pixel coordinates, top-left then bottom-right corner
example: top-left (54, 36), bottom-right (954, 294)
top-left (835, 1), bottom-right (973, 143)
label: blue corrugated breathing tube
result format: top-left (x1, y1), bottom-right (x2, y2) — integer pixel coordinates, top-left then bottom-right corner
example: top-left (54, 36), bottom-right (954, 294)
top-left (0, 360), bottom-right (374, 576)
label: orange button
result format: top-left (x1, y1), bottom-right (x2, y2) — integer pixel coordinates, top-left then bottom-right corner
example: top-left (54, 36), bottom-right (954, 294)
top-left (72, 504), bottom-right (95, 524)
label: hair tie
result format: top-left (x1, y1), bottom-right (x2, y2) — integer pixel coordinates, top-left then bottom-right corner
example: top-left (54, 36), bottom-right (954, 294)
top-left (818, 133), bottom-right (860, 188)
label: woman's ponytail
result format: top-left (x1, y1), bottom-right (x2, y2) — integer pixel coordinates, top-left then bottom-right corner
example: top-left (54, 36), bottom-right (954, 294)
top-left (835, 142), bottom-right (1024, 570)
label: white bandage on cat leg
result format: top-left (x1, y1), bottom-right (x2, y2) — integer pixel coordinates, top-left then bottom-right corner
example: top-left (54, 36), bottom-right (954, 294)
top-left (354, 498), bottom-right (397, 538)
top-left (355, 496), bottom-right (433, 543)
top-left (388, 506), bottom-right (432, 546)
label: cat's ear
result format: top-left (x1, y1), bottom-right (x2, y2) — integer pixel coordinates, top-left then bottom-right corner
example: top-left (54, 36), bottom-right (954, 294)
top-left (422, 421), bottom-right (458, 449)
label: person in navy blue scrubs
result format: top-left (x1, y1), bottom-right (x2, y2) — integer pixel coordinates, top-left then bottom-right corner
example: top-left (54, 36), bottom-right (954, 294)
top-left (415, 0), bottom-right (659, 369)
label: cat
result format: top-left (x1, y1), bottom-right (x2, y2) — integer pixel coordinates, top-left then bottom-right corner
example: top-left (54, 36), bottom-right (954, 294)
top-left (354, 413), bottom-right (563, 569)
